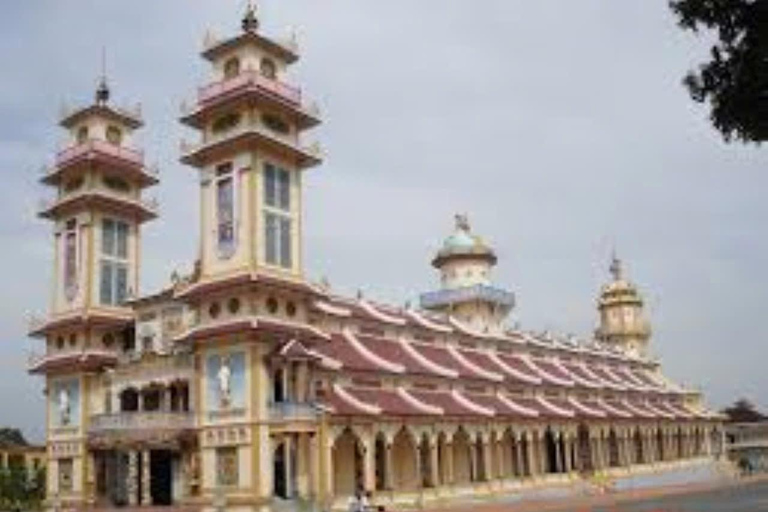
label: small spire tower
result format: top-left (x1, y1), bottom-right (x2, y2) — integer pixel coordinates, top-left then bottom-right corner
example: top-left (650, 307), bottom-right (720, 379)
top-left (420, 215), bottom-right (515, 333)
top-left (595, 253), bottom-right (652, 357)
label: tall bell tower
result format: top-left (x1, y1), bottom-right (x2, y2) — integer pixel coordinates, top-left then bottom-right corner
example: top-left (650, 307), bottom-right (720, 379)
top-left (180, 3), bottom-right (322, 281)
top-left (29, 76), bottom-right (158, 507)
top-left (595, 254), bottom-right (652, 358)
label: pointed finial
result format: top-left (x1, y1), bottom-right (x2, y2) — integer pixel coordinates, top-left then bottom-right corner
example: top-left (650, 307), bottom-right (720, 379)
top-left (455, 213), bottom-right (470, 232)
top-left (609, 250), bottom-right (622, 281)
top-left (95, 47), bottom-right (110, 105)
top-left (242, 1), bottom-right (259, 33)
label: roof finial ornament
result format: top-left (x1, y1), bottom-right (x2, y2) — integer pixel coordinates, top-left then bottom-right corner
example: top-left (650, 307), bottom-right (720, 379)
top-left (609, 250), bottom-right (623, 281)
top-left (95, 46), bottom-right (110, 105)
top-left (455, 213), bottom-right (470, 233)
top-left (242, 1), bottom-right (259, 33)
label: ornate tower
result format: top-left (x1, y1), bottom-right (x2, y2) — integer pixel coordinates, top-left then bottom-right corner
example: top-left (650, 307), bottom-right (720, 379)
top-left (419, 215), bottom-right (515, 334)
top-left (180, 3), bottom-right (321, 281)
top-left (595, 254), bottom-right (652, 358)
top-left (29, 77), bottom-right (157, 506)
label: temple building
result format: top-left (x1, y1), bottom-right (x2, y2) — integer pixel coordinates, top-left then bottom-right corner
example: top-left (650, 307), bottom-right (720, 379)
top-left (28, 5), bottom-right (724, 512)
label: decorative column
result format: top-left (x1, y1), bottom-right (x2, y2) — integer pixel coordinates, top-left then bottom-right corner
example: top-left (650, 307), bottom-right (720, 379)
top-left (429, 438), bottom-right (439, 487)
top-left (526, 432), bottom-right (537, 477)
top-left (445, 439), bottom-right (454, 485)
top-left (482, 435), bottom-right (492, 482)
top-left (141, 450), bottom-right (151, 505)
top-left (563, 436), bottom-right (572, 473)
top-left (554, 432), bottom-right (562, 473)
top-left (362, 435), bottom-right (375, 493)
top-left (127, 451), bottom-right (138, 506)
top-left (385, 442), bottom-right (394, 490)
top-left (515, 436), bottom-right (524, 477)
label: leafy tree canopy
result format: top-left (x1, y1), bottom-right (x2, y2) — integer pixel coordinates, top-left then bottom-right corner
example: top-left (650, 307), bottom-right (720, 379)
top-left (669, 0), bottom-right (768, 143)
top-left (722, 397), bottom-right (766, 422)
top-left (0, 428), bottom-right (27, 448)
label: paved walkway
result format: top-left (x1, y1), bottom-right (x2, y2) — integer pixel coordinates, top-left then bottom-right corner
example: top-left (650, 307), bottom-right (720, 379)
top-left (425, 475), bottom-right (768, 512)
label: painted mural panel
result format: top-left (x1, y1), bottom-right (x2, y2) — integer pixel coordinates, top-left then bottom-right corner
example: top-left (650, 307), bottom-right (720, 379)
top-left (206, 351), bottom-right (246, 411)
top-left (50, 378), bottom-right (81, 428)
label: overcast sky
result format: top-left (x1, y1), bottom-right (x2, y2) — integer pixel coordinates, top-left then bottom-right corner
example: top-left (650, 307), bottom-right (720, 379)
top-left (1, 1), bottom-right (765, 442)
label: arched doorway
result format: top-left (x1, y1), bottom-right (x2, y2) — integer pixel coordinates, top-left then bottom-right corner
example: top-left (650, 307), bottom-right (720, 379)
top-left (656, 429), bottom-right (665, 461)
top-left (577, 424), bottom-right (593, 473)
top-left (374, 433), bottom-right (387, 491)
top-left (474, 434), bottom-right (486, 482)
top-left (544, 429), bottom-right (558, 474)
top-left (501, 429), bottom-right (515, 478)
top-left (120, 388), bottom-right (139, 412)
top-left (418, 433), bottom-right (432, 488)
top-left (520, 434), bottom-right (531, 476)
top-left (333, 429), bottom-right (363, 497)
top-left (608, 429), bottom-right (620, 467)
top-left (452, 428), bottom-right (472, 484)
top-left (634, 429), bottom-right (644, 464)
top-left (274, 441), bottom-right (287, 499)
top-left (391, 428), bottom-right (417, 490)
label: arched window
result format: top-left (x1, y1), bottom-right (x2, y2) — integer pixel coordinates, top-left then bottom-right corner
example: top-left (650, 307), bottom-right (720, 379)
top-left (215, 162), bottom-right (236, 257)
top-left (76, 126), bottom-right (89, 144)
top-left (260, 58), bottom-right (276, 79)
top-left (106, 125), bottom-right (122, 145)
top-left (63, 219), bottom-right (78, 301)
top-left (224, 57), bottom-right (241, 79)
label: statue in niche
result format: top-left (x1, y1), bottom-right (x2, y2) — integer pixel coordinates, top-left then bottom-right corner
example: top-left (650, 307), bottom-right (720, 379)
top-left (58, 385), bottom-right (71, 426)
top-left (217, 356), bottom-right (232, 408)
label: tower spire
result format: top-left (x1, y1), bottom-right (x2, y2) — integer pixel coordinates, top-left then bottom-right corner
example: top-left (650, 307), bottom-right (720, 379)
top-left (242, 1), bottom-right (259, 33)
top-left (95, 46), bottom-right (110, 105)
top-left (609, 250), bottom-right (622, 281)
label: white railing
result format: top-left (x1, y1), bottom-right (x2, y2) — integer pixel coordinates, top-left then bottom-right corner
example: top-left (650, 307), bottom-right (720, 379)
top-left (198, 70), bottom-right (302, 106)
top-left (38, 189), bottom-right (158, 216)
top-left (89, 411), bottom-right (195, 432)
top-left (55, 139), bottom-right (144, 168)
top-left (269, 402), bottom-right (319, 422)
top-left (420, 285), bottom-right (515, 310)
top-left (180, 124), bottom-right (321, 161)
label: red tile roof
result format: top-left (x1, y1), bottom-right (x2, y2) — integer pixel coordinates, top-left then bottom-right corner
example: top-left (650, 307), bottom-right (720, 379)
top-left (409, 390), bottom-right (480, 417)
top-left (356, 335), bottom-right (439, 376)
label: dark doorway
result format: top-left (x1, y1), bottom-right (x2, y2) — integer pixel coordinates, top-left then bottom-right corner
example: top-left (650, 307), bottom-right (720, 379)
top-left (544, 429), bottom-right (558, 473)
top-left (150, 450), bottom-right (173, 506)
top-left (274, 442), bottom-right (287, 498)
top-left (577, 424), bottom-right (593, 472)
top-left (273, 368), bottom-right (285, 403)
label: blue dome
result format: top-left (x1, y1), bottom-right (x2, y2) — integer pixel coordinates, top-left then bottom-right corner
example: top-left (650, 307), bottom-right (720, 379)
top-left (443, 230), bottom-right (476, 250)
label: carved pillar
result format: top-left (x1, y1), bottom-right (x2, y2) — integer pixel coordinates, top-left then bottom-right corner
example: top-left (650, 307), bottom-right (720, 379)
top-left (445, 440), bottom-right (454, 485)
top-left (127, 451), bottom-right (138, 506)
top-left (554, 432), bottom-right (562, 473)
top-left (141, 450), bottom-right (151, 505)
top-left (362, 435), bottom-right (375, 493)
top-left (429, 439), bottom-right (439, 487)
top-left (385, 443), bottom-right (394, 490)
top-left (515, 436), bottom-right (524, 477)
top-left (526, 432), bottom-right (536, 476)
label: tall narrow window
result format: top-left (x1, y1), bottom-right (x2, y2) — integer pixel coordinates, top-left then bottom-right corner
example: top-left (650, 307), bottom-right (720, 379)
top-left (263, 164), bottom-right (292, 269)
top-left (216, 163), bottom-right (236, 258)
top-left (100, 218), bottom-right (129, 306)
top-left (63, 219), bottom-right (78, 301)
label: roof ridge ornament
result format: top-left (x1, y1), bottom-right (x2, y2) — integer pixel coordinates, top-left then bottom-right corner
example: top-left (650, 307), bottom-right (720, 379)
top-left (242, 1), bottom-right (259, 33)
top-left (609, 250), bottom-right (623, 281)
top-left (455, 213), bottom-right (470, 233)
top-left (95, 46), bottom-right (110, 105)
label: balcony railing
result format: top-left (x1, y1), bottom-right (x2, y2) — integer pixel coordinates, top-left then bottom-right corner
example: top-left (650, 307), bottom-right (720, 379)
top-left (89, 411), bottom-right (195, 433)
top-left (419, 284), bottom-right (515, 310)
top-left (55, 139), bottom-right (144, 169)
top-left (180, 124), bottom-right (322, 164)
top-left (38, 189), bottom-right (158, 218)
top-left (198, 70), bottom-right (302, 106)
top-left (269, 402), bottom-right (319, 422)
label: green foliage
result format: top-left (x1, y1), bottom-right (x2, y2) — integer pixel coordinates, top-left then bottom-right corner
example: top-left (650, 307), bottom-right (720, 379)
top-left (669, 0), bottom-right (768, 143)
top-left (0, 465), bottom-right (45, 511)
top-left (722, 397), bottom-right (766, 422)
